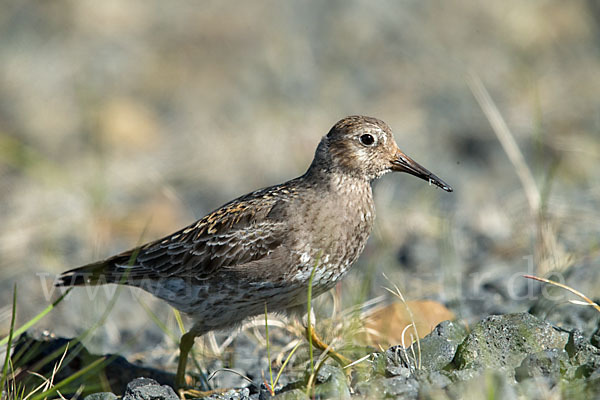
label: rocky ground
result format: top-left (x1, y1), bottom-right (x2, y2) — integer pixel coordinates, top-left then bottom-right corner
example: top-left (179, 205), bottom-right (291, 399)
top-left (8, 257), bottom-right (600, 399)
top-left (11, 309), bottom-right (600, 399)
top-left (2, 1), bottom-right (600, 399)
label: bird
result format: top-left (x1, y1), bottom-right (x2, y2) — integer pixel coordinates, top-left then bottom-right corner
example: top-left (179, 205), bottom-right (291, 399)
top-left (56, 115), bottom-right (452, 390)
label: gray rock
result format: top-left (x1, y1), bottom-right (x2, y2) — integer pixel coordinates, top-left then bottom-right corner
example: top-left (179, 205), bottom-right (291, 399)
top-left (354, 377), bottom-right (386, 398)
top-left (445, 370), bottom-right (518, 400)
top-left (592, 323), bottom-right (600, 349)
top-left (355, 376), bottom-right (419, 399)
top-left (453, 313), bottom-right (569, 371)
top-left (271, 365), bottom-right (349, 399)
top-left (384, 346), bottom-right (414, 376)
top-left (83, 393), bottom-right (118, 400)
top-left (514, 349), bottom-right (569, 383)
top-left (566, 329), bottom-right (587, 359)
top-left (205, 388), bottom-right (251, 400)
top-left (561, 327), bottom-right (600, 382)
top-left (566, 329), bottom-right (600, 369)
top-left (385, 320), bottom-right (468, 374)
top-left (272, 388), bottom-right (309, 399)
top-left (271, 389), bottom-right (309, 400)
top-left (122, 377), bottom-right (178, 400)
top-left (447, 368), bottom-right (482, 383)
top-left (312, 364), bottom-right (350, 399)
top-left (414, 369), bottom-right (452, 389)
top-left (414, 320), bottom-right (468, 371)
top-left (575, 355), bottom-right (600, 379)
top-left (382, 376), bottom-right (419, 399)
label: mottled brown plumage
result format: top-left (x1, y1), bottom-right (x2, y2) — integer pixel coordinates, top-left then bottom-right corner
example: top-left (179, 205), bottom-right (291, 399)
top-left (56, 115), bottom-right (452, 388)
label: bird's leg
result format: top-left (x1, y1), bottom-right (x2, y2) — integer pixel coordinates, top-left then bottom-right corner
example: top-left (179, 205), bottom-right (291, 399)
top-left (176, 331), bottom-right (196, 390)
top-left (175, 331), bottom-right (233, 399)
top-left (303, 307), bottom-right (351, 367)
top-left (177, 331), bottom-right (217, 398)
top-left (305, 324), bottom-right (351, 367)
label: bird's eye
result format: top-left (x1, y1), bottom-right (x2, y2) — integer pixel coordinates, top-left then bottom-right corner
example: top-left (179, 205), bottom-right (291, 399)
top-left (359, 134), bottom-right (375, 146)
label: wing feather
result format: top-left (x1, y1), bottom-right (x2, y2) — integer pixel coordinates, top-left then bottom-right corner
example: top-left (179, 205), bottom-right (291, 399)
top-left (56, 183), bottom-right (298, 287)
top-left (113, 196), bottom-right (288, 282)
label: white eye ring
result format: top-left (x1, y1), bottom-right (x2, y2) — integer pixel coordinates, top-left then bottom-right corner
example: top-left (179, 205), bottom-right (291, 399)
top-left (359, 134), bottom-right (376, 146)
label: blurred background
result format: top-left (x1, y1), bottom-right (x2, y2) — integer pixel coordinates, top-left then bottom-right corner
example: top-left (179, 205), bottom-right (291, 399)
top-left (1, 0), bottom-right (599, 366)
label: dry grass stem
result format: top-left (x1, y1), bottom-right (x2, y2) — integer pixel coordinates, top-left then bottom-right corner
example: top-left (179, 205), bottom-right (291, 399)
top-left (467, 73), bottom-right (541, 214)
top-left (382, 273), bottom-right (421, 369)
top-left (523, 274), bottom-right (600, 313)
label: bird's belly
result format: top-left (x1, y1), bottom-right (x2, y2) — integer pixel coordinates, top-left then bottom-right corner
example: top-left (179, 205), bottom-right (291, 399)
top-left (140, 275), bottom-right (320, 331)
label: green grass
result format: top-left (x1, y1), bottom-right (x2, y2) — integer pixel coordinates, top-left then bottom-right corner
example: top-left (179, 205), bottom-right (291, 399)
top-left (0, 284), bottom-right (112, 399)
top-left (1, 284), bottom-right (17, 395)
top-left (306, 253), bottom-right (320, 377)
top-left (264, 302), bottom-right (274, 392)
top-left (0, 288), bottom-right (72, 348)
top-left (1, 249), bottom-right (137, 398)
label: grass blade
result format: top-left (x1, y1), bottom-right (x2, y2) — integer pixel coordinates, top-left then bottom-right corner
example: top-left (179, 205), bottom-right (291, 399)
top-left (0, 288), bottom-right (72, 347)
top-left (29, 356), bottom-right (107, 400)
top-left (1, 284), bottom-right (17, 393)
top-left (273, 340), bottom-right (302, 389)
top-left (264, 302), bottom-right (274, 391)
top-left (136, 296), bottom-right (178, 344)
top-left (306, 251), bottom-right (323, 377)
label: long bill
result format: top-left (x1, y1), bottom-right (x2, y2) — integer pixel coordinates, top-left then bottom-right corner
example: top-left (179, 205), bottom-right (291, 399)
top-left (391, 151), bottom-right (453, 192)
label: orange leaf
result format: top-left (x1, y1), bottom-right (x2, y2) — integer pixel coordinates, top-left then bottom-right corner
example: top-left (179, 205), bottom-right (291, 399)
top-left (363, 300), bottom-right (454, 348)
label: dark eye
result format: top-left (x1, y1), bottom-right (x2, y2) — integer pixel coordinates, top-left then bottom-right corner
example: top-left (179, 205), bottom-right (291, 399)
top-left (359, 134), bottom-right (375, 146)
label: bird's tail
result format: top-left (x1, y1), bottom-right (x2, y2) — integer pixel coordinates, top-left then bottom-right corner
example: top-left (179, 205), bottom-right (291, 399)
top-left (55, 260), bottom-right (112, 287)
top-left (55, 250), bottom-right (137, 287)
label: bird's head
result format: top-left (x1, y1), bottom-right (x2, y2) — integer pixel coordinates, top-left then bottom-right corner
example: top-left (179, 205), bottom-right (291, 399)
top-left (313, 115), bottom-right (452, 192)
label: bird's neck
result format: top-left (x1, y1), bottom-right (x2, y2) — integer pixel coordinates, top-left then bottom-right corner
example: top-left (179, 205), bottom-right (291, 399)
top-left (329, 171), bottom-right (373, 199)
top-left (301, 167), bottom-right (374, 212)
